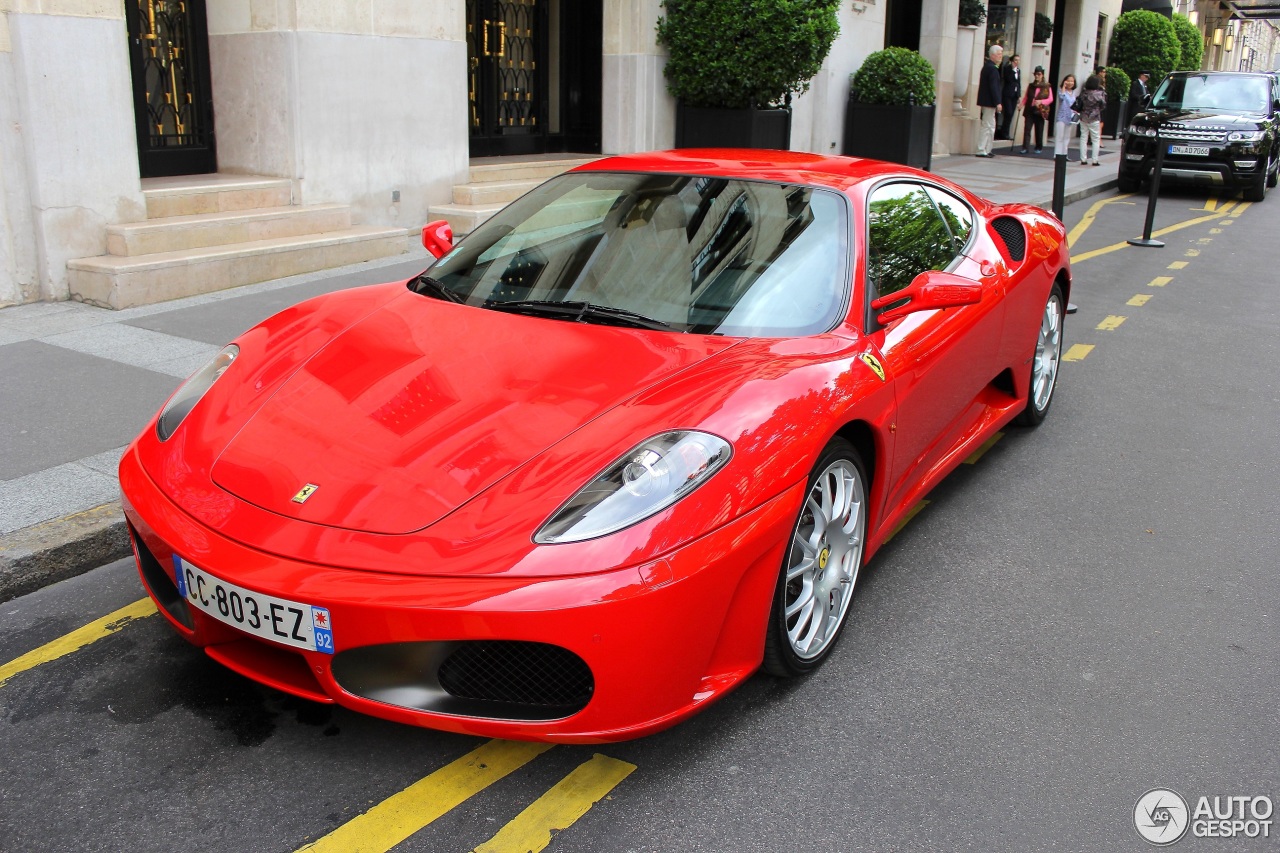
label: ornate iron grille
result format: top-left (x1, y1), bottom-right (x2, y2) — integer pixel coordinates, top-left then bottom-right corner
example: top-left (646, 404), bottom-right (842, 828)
top-left (132, 0), bottom-right (209, 149)
top-left (495, 0), bottom-right (538, 130)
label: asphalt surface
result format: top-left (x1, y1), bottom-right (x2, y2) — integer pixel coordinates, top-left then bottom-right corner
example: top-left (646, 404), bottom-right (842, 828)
top-left (2, 186), bottom-right (1277, 852)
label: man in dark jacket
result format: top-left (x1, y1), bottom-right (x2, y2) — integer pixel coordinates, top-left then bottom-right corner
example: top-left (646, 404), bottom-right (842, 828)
top-left (976, 44), bottom-right (1004, 157)
top-left (1128, 70), bottom-right (1151, 120)
top-left (999, 54), bottom-right (1021, 139)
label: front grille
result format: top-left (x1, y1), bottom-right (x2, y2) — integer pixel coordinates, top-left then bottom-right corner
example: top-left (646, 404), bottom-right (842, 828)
top-left (991, 216), bottom-right (1026, 262)
top-left (438, 641), bottom-right (593, 710)
top-left (1163, 131), bottom-right (1226, 144)
top-left (130, 524), bottom-right (194, 629)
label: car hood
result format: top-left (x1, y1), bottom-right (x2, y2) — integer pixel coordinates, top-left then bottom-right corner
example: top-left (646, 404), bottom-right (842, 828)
top-left (1137, 108), bottom-right (1268, 129)
top-left (210, 290), bottom-right (735, 535)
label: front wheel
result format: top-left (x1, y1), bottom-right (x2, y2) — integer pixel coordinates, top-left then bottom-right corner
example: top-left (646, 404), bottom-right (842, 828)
top-left (1015, 282), bottom-right (1065, 427)
top-left (1117, 168), bottom-right (1141, 193)
top-left (762, 439), bottom-right (868, 677)
top-left (1244, 171), bottom-right (1268, 202)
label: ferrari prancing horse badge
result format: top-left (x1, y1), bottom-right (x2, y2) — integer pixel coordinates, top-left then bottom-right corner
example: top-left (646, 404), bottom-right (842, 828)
top-left (860, 353), bottom-right (886, 382)
top-left (292, 483), bottom-right (320, 504)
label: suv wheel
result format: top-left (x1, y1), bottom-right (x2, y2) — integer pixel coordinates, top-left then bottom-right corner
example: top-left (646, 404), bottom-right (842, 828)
top-left (1268, 154), bottom-right (1278, 189)
top-left (1244, 171), bottom-right (1268, 202)
top-left (1118, 168), bottom-right (1142, 194)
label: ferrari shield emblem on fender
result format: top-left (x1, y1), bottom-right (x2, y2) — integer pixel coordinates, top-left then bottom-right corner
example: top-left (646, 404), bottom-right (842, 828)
top-left (292, 483), bottom-right (320, 504)
top-left (860, 353), bottom-right (886, 382)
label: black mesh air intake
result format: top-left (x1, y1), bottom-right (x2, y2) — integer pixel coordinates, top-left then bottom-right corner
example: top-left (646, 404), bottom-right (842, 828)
top-left (438, 641), bottom-right (593, 711)
top-left (991, 216), bottom-right (1026, 262)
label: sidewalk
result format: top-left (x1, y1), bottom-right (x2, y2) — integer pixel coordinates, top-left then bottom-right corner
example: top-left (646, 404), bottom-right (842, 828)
top-left (0, 150), bottom-right (1118, 601)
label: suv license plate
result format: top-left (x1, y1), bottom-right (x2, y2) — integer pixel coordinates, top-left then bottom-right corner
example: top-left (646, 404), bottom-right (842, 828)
top-left (1169, 145), bottom-right (1211, 156)
top-left (173, 556), bottom-right (334, 654)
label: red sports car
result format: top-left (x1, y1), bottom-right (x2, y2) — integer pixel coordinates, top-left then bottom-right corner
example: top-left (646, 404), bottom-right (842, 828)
top-left (121, 150), bottom-right (1070, 743)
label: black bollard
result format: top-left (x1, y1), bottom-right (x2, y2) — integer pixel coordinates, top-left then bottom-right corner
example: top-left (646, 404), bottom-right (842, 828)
top-left (1051, 153), bottom-right (1068, 220)
top-left (1128, 129), bottom-right (1166, 248)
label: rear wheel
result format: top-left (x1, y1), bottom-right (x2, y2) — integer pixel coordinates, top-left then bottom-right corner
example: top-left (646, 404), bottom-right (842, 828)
top-left (1015, 283), bottom-right (1065, 427)
top-left (762, 439), bottom-right (867, 677)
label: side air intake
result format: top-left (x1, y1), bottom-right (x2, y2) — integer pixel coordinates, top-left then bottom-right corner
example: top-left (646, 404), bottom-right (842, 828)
top-left (991, 216), bottom-right (1026, 262)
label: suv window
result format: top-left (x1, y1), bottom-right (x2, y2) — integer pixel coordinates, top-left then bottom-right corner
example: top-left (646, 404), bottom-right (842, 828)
top-left (866, 183), bottom-right (963, 299)
top-left (1152, 74), bottom-right (1272, 113)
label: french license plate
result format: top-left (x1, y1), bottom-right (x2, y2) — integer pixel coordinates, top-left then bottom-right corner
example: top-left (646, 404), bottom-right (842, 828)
top-left (172, 556), bottom-right (334, 654)
top-left (1169, 145), bottom-right (1211, 156)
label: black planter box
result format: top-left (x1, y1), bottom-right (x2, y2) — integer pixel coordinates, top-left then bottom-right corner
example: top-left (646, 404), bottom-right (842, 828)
top-left (675, 104), bottom-right (792, 150)
top-left (843, 101), bottom-right (935, 170)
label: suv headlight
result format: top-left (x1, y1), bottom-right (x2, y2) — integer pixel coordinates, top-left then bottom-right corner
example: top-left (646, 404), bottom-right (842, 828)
top-left (535, 431), bottom-right (732, 543)
top-left (1228, 130), bottom-right (1266, 142)
top-left (156, 345), bottom-right (238, 441)
top-left (1130, 125), bottom-right (1157, 137)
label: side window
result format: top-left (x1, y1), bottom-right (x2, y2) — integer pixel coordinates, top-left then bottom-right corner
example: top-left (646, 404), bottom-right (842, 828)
top-left (866, 183), bottom-right (959, 300)
top-left (924, 186), bottom-right (974, 254)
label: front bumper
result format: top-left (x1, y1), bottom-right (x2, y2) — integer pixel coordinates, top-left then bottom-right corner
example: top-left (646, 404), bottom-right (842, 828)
top-left (120, 446), bottom-right (803, 743)
top-left (1121, 138), bottom-right (1267, 189)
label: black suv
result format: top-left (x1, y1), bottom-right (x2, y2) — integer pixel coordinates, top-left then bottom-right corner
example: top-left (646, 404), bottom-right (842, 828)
top-left (1119, 71), bottom-right (1280, 201)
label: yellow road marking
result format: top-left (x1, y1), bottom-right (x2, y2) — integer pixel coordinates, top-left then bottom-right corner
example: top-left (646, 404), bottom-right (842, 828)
top-left (1185, 249), bottom-right (1200, 257)
top-left (1168, 261), bottom-right (1188, 270)
top-left (1149, 276), bottom-right (1172, 287)
top-left (1097, 315), bottom-right (1126, 331)
top-left (1199, 197), bottom-right (1219, 211)
top-left (1127, 294), bottom-right (1152, 306)
top-left (1063, 344), bottom-right (1094, 362)
top-left (472, 755), bottom-right (636, 853)
top-left (1221, 219), bottom-right (1233, 225)
top-left (1210, 227), bottom-right (1223, 234)
top-left (1071, 207), bottom-right (1237, 264)
top-left (1197, 238), bottom-right (1213, 244)
top-left (885, 500), bottom-right (929, 542)
top-left (963, 432), bottom-right (1004, 465)
top-left (296, 740), bottom-right (553, 853)
top-left (1235, 202), bottom-right (1253, 216)
top-left (0, 598), bottom-right (157, 689)
top-left (1067, 193), bottom-right (1134, 246)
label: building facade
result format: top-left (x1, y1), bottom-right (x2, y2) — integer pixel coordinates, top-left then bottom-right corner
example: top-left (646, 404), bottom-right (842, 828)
top-left (1, 0), bottom-right (1125, 309)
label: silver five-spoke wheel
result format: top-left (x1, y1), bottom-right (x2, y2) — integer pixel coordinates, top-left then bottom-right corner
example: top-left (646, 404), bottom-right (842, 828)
top-left (764, 439), bottom-right (867, 675)
top-left (1017, 283), bottom-right (1065, 427)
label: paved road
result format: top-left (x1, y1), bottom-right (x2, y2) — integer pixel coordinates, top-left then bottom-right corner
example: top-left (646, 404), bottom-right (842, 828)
top-left (2, 187), bottom-right (1278, 852)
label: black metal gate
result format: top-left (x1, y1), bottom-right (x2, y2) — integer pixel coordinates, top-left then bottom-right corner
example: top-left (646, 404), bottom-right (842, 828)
top-left (467, 0), bottom-right (601, 157)
top-left (126, 0), bottom-right (217, 177)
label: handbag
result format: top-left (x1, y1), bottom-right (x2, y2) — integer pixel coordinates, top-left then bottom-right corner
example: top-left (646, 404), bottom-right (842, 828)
top-left (1036, 102), bottom-right (1051, 120)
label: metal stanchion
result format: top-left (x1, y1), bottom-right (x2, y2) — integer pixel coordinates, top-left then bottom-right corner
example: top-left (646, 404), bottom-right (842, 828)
top-left (1128, 129), bottom-right (1166, 248)
top-left (1052, 153), bottom-right (1068, 220)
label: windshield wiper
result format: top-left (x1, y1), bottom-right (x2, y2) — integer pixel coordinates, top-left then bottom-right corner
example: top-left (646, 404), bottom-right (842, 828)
top-left (410, 274), bottom-right (466, 304)
top-left (482, 299), bottom-right (676, 331)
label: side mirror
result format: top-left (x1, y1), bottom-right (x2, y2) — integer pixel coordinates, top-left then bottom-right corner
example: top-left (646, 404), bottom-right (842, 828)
top-left (421, 220), bottom-right (454, 259)
top-left (870, 270), bottom-right (982, 325)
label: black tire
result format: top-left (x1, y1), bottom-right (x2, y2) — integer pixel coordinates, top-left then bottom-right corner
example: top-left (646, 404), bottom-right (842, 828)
top-left (1117, 169), bottom-right (1141, 193)
top-left (1015, 282), bottom-right (1065, 427)
top-left (1245, 171), bottom-right (1268, 202)
top-left (1267, 155), bottom-right (1278, 189)
top-left (762, 438), bottom-right (868, 677)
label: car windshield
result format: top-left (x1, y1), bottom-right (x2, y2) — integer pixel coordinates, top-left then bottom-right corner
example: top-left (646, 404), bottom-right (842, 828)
top-left (417, 172), bottom-right (850, 336)
top-left (1151, 74), bottom-right (1271, 113)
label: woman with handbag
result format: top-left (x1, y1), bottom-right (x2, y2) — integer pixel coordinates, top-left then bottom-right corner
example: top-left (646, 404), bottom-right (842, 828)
top-left (1054, 74), bottom-right (1078, 159)
top-left (1076, 75), bottom-right (1107, 165)
top-left (1021, 66), bottom-right (1053, 154)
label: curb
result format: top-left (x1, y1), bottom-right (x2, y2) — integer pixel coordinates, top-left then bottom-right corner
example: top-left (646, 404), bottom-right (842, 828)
top-left (0, 503), bottom-right (130, 603)
top-left (0, 177), bottom-right (1121, 605)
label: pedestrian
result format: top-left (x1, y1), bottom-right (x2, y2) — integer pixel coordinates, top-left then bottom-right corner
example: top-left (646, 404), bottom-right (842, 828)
top-left (976, 44), bottom-right (1004, 157)
top-left (1021, 66), bottom-right (1053, 154)
top-left (1053, 74), bottom-right (1078, 159)
top-left (1076, 74), bottom-right (1107, 166)
top-left (1000, 53), bottom-right (1021, 140)
top-left (1128, 70), bottom-right (1151, 120)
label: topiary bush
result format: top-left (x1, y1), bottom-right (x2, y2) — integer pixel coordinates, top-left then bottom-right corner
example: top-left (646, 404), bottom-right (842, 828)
top-left (1034, 12), bottom-right (1054, 43)
top-left (656, 0), bottom-right (841, 109)
top-left (1105, 66), bottom-right (1131, 104)
top-left (958, 0), bottom-right (986, 27)
top-left (1108, 10), bottom-right (1181, 84)
top-left (850, 47), bottom-right (936, 106)
top-left (1171, 13), bottom-right (1204, 71)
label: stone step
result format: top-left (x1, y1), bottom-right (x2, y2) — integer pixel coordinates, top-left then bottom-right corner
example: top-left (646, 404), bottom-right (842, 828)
top-left (427, 202), bottom-right (507, 236)
top-left (453, 178), bottom-right (544, 206)
top-left (107, 204), bottom-right (352, 257)
top-left (68, 226), bottom-right (410, 310)
top-left (467, 157), bottom-right (597, 184)
top-left (142, 176), bottom-right (294, 219)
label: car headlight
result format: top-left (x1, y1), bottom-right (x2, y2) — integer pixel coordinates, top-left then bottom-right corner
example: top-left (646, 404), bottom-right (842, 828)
top-left (156, 345), bottom-right (238, 441)
top-left (1129, 125), bottom-right (1157, 137)
top-left (1228, 130), bottom-right (1266, 142)
top-left (534, 431), bottom-right (732, 544)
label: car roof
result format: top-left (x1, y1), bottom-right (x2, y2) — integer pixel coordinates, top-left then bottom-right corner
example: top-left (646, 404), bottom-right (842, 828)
top-left (572, 149), bottom-right (927, 194)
